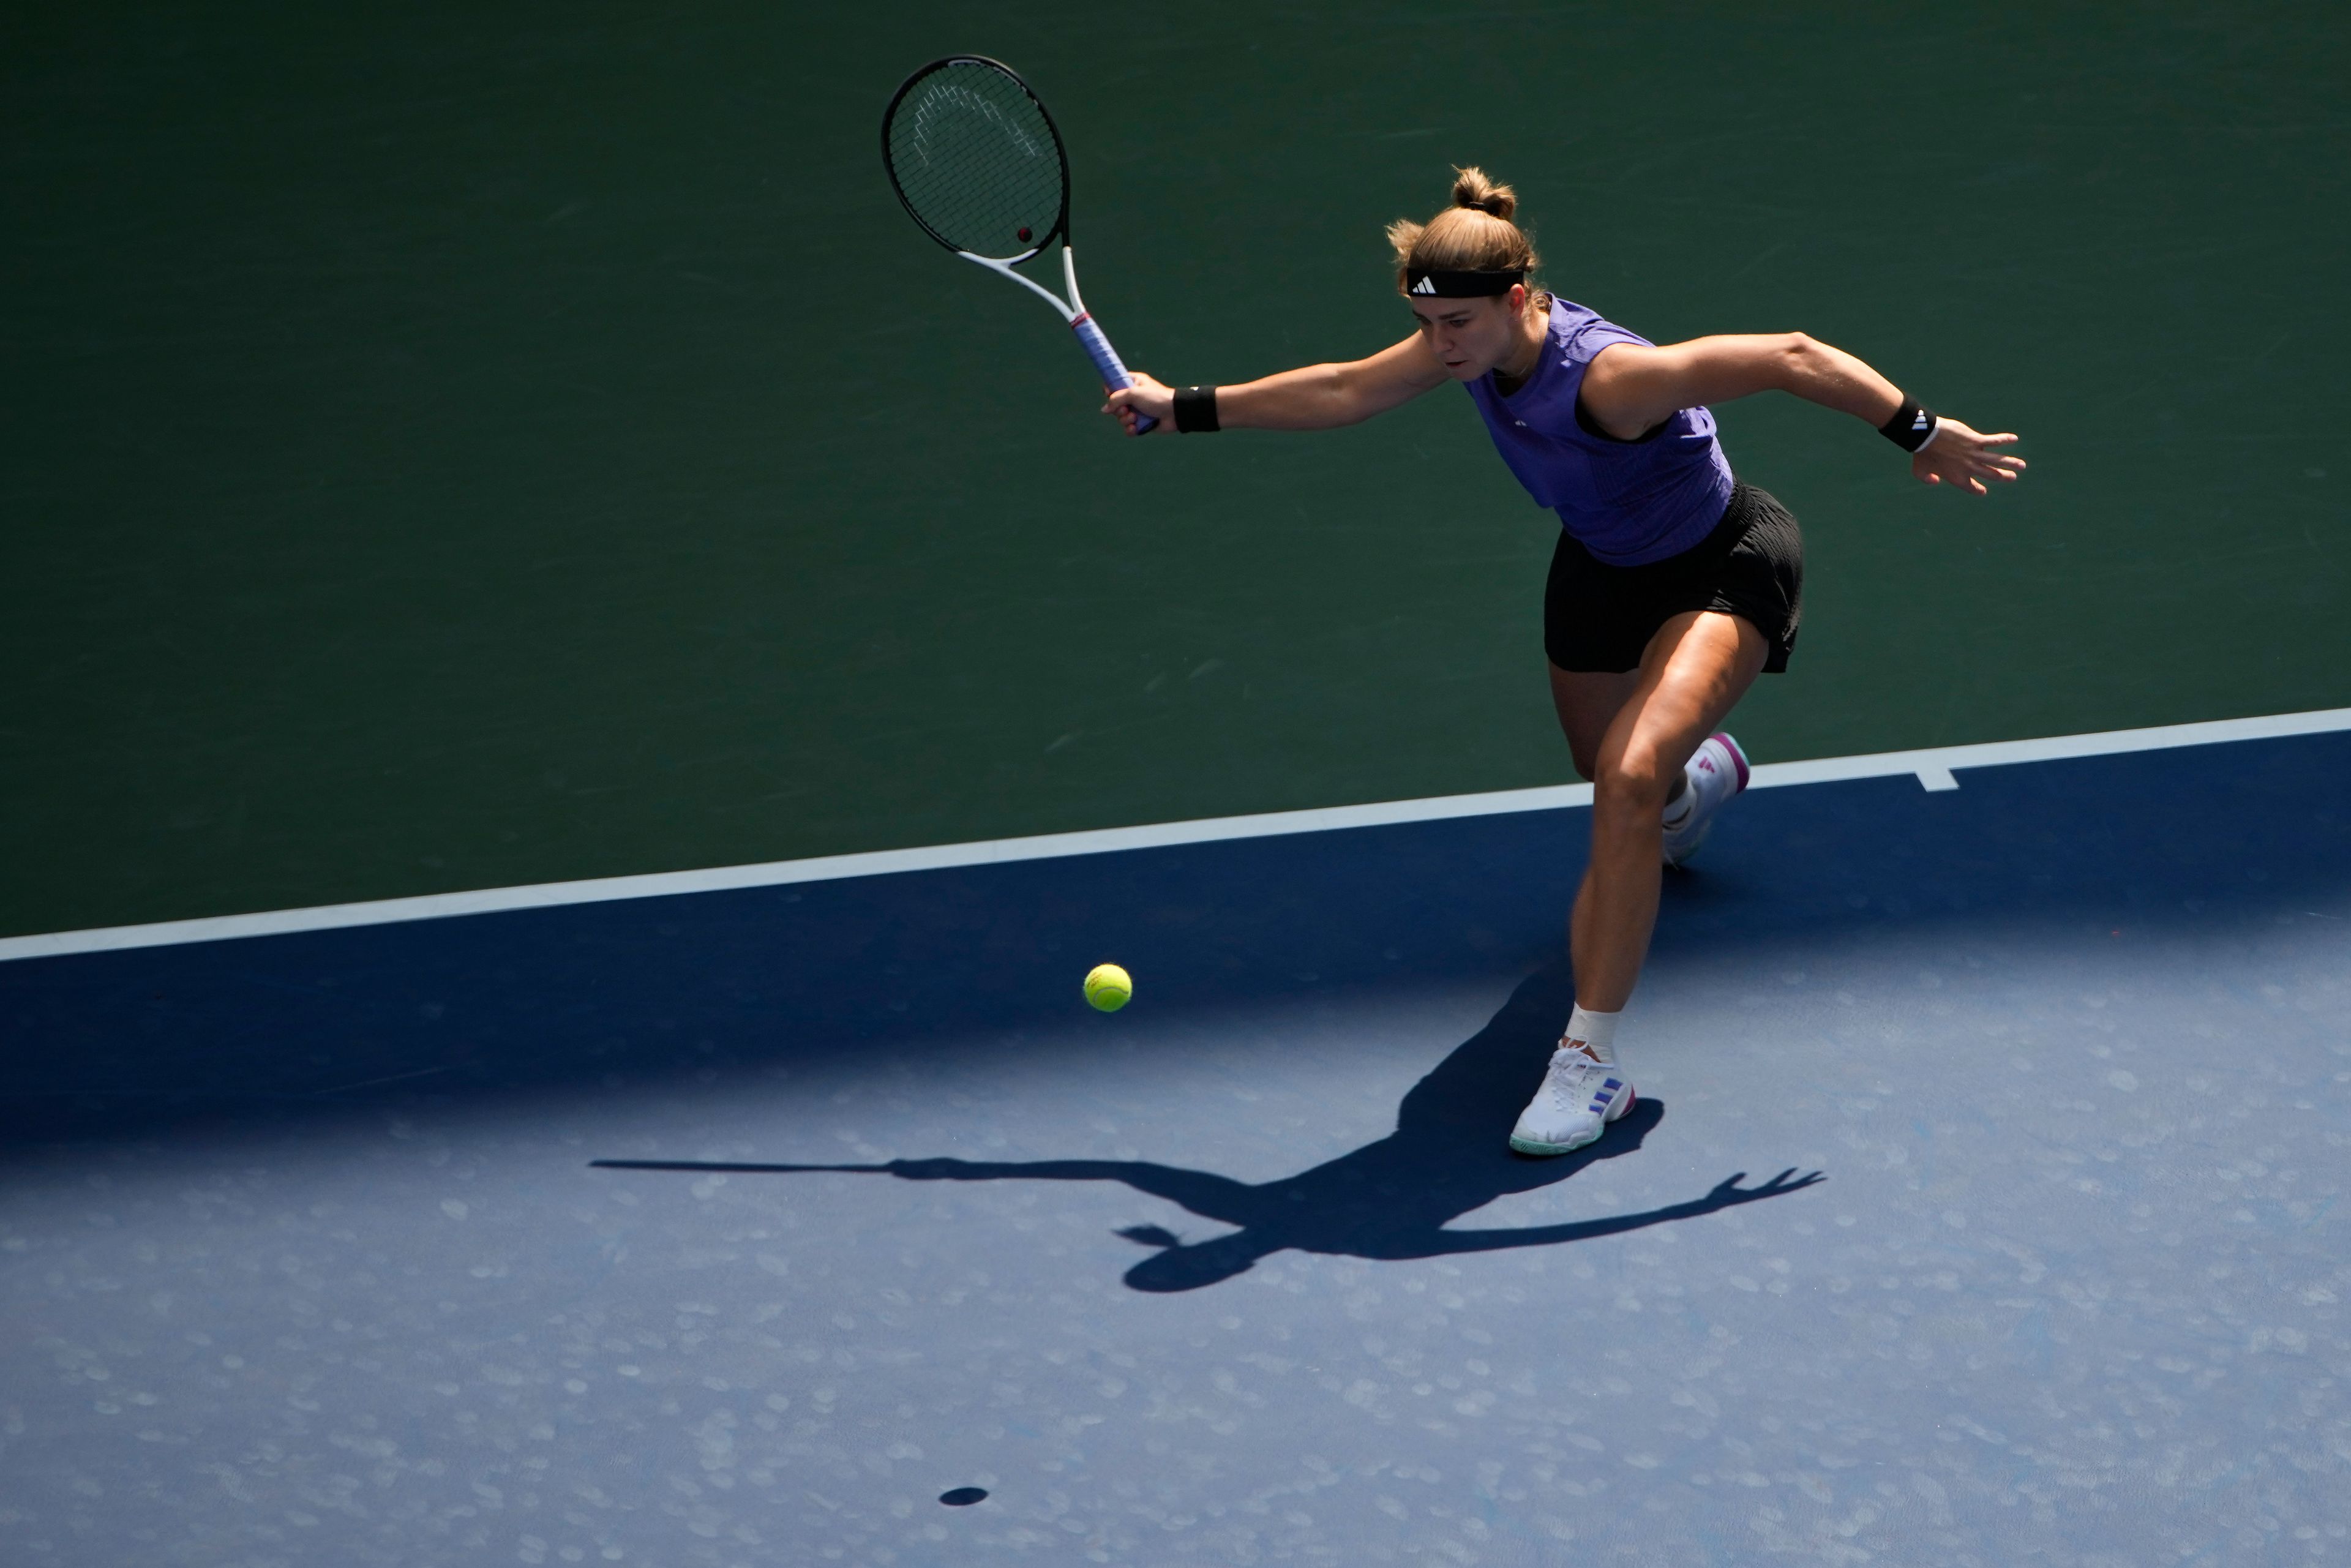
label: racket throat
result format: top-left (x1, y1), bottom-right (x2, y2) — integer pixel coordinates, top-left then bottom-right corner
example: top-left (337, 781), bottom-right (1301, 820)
top-left (965, 249), bottom-right (1080, 321)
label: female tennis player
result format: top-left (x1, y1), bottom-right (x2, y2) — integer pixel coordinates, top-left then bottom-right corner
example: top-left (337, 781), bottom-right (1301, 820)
top-left (1105, 168), bottom-right (2024, 1157)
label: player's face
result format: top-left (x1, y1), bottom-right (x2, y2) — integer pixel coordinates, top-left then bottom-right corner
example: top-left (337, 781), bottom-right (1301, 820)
top-left (1409, 293), bottom-right (1520, 380)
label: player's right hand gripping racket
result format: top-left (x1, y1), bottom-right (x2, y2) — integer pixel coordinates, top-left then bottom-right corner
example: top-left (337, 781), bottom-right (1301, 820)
top-left (882, 56), bottom-right (1156, 433)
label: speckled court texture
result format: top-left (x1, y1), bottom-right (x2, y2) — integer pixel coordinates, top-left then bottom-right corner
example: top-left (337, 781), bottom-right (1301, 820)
top-left (4, 731), bottom-right (2350, 1566)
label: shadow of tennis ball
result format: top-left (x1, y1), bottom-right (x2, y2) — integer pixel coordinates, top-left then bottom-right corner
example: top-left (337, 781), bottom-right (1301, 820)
top-left (939, 1487), bottom-right (989, 1507)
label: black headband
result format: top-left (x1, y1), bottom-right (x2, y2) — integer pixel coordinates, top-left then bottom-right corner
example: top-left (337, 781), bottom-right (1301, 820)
top-left (1405, 268), bottom-right (1526, 298)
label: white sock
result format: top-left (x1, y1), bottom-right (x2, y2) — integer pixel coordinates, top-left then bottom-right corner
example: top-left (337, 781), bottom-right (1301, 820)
top-left (1660, 767), bottom-right (1697, 829)
top-left (1561, 1004), bottom-right (1620, 1064)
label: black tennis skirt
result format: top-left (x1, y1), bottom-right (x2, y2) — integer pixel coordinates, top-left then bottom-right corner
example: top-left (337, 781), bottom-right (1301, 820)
top-left (1543, 482), bottom-right (1804, 674)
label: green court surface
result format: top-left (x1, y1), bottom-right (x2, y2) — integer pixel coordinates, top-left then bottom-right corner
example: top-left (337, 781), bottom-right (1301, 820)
top-left (5, 2), bottom-right (2347, 939)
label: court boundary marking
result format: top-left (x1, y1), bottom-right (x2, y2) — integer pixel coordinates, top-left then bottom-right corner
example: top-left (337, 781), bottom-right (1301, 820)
top-left (5, 706), bottom-right (2347, 965)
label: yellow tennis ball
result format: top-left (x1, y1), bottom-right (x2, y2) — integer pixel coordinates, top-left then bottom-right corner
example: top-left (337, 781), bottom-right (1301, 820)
top-left (1083, 963), bottom-right (1133, 1012)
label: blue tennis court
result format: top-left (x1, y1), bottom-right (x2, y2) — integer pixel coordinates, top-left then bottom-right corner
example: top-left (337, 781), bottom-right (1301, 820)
top-left (6, 720), bottom-right (2348, 1564)
top-left (10, 10), bottom-right (2351, 1562)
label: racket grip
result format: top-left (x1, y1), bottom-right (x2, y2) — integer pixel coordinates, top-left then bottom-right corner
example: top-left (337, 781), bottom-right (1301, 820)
top-left (1071, 312), bottom-right (1158, 435)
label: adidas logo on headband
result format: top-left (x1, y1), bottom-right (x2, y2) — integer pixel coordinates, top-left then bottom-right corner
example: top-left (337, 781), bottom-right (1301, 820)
top-left (1403, 268), bottom-right (1526, 299)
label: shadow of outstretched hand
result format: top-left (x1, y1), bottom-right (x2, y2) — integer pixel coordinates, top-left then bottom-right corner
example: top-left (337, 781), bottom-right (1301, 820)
top-left (1709, 1169), bottom-right (1825, 1205)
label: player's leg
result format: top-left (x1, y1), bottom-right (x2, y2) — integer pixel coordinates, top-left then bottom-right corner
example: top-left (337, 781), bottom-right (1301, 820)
top-left (1572, 609), bottom-right (1768, 1013)
top-left (1510, 610), bottom-right (1765, 1155)
top-left (1551, 660), bottom-right (1745, 855)
top-left (1553, 662), bottom-right (1729, 856)
top-left (1547, 664), bottom-right (1639, 781)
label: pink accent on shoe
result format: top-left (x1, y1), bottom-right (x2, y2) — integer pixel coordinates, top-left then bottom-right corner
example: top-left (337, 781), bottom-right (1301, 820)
top-left (1712, 732), bottom-right (1750, 792)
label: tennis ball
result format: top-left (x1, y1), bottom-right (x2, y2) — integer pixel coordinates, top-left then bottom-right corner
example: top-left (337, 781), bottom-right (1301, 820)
top-left (1082, 963), bottom-right (1132, 1013)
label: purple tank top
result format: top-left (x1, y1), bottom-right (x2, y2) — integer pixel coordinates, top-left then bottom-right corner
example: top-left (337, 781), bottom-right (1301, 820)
top-left (1464, 296), bottom-right (1734, 566)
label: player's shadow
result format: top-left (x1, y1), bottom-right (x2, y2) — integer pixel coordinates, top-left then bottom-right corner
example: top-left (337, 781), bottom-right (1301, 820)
top-left (592, 963), bottom-right (1820, 1292)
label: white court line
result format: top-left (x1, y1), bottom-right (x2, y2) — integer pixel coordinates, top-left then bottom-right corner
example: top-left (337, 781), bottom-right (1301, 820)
top-left (4, 705), bottom-right (2347, 965)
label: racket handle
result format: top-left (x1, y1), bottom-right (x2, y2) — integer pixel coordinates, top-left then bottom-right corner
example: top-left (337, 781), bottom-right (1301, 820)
top-left (1071, 312), bottom-right (1158, 435)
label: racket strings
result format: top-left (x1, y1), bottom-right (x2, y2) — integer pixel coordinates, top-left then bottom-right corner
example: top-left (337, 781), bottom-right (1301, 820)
top-left (886, 64), bottom-right (1064, 260)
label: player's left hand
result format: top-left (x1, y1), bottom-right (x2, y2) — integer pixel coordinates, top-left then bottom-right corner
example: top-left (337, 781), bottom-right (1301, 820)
top-left (1914, 419), bottom-right (2026, 495)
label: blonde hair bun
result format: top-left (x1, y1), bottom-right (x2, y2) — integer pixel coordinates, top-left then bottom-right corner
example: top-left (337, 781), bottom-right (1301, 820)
top-left (1450, 167), bottom-right (1517, 220)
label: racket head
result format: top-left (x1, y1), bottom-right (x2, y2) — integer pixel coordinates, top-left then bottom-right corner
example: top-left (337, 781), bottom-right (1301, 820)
top-left (881, 56), bottom-right (1070, 264)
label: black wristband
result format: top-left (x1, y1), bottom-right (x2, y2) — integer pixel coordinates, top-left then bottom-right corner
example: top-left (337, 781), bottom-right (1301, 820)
top-left (1172, 384), bottom-right (1220, 434)
top-left (1878, 395), bottom-right (1940, 453)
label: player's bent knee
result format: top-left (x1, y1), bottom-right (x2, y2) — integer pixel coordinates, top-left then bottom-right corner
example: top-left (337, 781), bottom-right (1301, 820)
top-left (1593, 751), bottom-right (1674, 815)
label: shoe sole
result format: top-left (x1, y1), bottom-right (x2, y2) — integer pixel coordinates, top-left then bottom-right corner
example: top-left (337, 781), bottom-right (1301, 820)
top-left (1660, 827), bottom-right (1709, 868)
top-left (1662, 812), bottom-right (1715, 866)
top-left (1506, 1086), bottom-right (1636, 1157)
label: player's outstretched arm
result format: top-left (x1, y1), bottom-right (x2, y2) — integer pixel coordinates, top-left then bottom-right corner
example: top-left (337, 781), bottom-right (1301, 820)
top-left (1580, 332), bottom-right (2026, 496)
top-left (1104, 333), bottom-right (1449, 436)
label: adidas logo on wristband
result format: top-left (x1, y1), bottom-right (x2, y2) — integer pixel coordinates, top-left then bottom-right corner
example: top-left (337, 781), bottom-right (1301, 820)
top-left (1880, 396), bottom-right (1940, 453)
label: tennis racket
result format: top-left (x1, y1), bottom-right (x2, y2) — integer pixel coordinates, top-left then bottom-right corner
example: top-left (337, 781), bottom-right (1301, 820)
top-left (881, 55), bottom-right (1157, 433)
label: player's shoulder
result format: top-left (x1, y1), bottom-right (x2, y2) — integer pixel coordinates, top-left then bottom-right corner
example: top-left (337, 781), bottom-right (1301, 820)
top-left (1550, 295), bottom-right (1655, 363)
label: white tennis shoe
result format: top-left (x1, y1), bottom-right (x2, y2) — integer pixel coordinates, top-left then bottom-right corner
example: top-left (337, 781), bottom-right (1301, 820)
top-left (1507, 1048), bottom-right (1635, 1157)
top-left (1660, 732), bottom-right (1750, 867)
